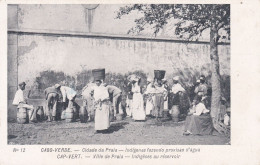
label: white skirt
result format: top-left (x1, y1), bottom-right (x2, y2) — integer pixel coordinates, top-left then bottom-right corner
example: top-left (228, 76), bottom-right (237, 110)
top-left (95, 102), bottom-right (110, 130)
top-left (132, 93), bottom-right (146, 120)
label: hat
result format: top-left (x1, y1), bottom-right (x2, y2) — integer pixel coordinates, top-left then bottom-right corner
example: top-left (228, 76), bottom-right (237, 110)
top-left (54, 84), bottom-right (61, 88)
top-left (172, 76), bottom-right (179, 81)
top-left (19, 82), bottom-right (26, 86)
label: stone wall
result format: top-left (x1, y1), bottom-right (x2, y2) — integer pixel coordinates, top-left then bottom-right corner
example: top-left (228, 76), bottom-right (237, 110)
top-left (15, 34), bottom-right (230, 85)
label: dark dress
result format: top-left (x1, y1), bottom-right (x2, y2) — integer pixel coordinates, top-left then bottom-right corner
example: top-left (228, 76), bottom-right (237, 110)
top-left (184, 114), bottom-right (213, 135)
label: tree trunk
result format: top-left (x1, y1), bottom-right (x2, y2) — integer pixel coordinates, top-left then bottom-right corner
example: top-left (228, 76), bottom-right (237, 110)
top-left (210, 24), bottom-right (221, 119)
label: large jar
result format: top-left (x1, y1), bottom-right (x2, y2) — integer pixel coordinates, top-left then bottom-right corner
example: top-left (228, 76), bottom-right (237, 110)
top-left (17, 107), bottom-right (28, 124)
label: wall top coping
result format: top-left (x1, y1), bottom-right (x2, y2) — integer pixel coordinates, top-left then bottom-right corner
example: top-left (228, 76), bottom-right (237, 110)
top-left (8, 28), bottom-right (230, 45)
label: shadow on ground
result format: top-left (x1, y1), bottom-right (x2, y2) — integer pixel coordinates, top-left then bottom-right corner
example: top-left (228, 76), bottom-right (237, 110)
top-left (102, 122), bottom-right (129, 134)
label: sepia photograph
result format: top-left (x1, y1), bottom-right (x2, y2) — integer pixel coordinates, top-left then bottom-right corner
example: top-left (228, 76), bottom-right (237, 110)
top-left (7, 4), bottom-right (231, 145)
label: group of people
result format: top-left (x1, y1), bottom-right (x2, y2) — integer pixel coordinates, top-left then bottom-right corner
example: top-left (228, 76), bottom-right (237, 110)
top-left (12, 69), bottom-right (229, 135)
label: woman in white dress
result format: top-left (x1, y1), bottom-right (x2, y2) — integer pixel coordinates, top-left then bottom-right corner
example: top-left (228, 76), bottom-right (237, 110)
top-left (93, 80), bottom-right (110, 132)
top-left (132, 78), bottom-right (146, 121)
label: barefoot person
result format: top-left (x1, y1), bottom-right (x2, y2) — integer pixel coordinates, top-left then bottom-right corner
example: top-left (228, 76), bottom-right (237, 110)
top-left (183, 96), bottom-right (213, 136)
top-left (153, 79), bottom-right (167, 120)
top-left (132, 77), bottom-right (146, 121)
top-left (44, 84), bottom-right (60, 121)
top-left (12, 82), bottom-right (36, 122)
top-left (104, 84), bottom-right (122, 118)
top-left (58, 85), bottom-right (77, 110)
top-left (152, 70), bottom-right (167, 121)
top-left (82, 78), bottom-right (96, 121)
top-left (92, 69), bottom-right (110, 133)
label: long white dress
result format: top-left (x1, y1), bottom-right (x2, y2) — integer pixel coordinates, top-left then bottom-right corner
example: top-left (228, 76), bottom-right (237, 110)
top-left (132, 84), bottom-right (146, 120)
top-left (93, 84), bottom-right (110, 130)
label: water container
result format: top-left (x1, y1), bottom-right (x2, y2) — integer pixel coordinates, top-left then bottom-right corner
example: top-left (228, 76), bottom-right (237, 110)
top-left (92, 68), bottom-right (105, 81)
top-left (171, 105), bottom-right (180, 122)
top-left (36, 106), bottom-right (44, 122)
top-left (17, 108), bottom-right (28, 124)
top-left (154, 70), bottom-right (166, 80)
top-left (79, 106), bottom-right (88, 123)
top-left (61, 110), bottom-right (66, 120)
top-left (65, 108), bottom-right (74, 122)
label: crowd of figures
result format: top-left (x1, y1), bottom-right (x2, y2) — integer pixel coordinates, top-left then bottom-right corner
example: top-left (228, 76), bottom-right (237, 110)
top-left (13, 69), bottom-right (230, 136)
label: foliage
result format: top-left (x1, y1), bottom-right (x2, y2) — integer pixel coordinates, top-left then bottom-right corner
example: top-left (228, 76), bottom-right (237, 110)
top-left (29, 69), bottom-right (230, 105)
top-left (116, 4), bottom-right (230, 41)
top-left (117, 4), bottom-right (230, 121)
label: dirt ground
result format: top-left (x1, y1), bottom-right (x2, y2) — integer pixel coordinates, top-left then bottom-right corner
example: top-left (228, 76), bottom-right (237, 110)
top-left (8, 117), bottom-right (230, 145)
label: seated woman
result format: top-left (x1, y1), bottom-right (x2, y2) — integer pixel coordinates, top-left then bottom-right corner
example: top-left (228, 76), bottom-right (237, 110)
top-left (183, 96), bottom-right (213, 136)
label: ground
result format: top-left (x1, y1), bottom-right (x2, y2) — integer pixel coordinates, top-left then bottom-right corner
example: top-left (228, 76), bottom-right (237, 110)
top-left (8, 117), bottom-right (230, 145)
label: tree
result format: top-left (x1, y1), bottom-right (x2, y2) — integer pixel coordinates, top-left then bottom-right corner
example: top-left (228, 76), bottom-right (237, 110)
top-left (116, 4), bottom-right (230, 130)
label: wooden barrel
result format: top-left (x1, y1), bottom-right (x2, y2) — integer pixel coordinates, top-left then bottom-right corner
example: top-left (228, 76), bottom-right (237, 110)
top-left (171, 105), bottom-right (180, 122)
top-left (65, 108), bottom-right (74, 122)
top-left (17, 108), bottom-right (28, 124)
top-left (36, 106), bottom-right (44, 122)
top-left (79, 106), bottom-right (88, 123)
top-left (116, 114), bottom-right (123, 121)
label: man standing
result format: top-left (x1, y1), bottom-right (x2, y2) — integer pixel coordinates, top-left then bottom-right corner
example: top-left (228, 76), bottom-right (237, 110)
top-left (44, 84), bottom-right (60, 121)
top-left (13, 82), bottom-right (36, 122)
top-left (82, 80), bottom-right (96, 121)
top-left (104, 84), bottom-right (122, 118)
